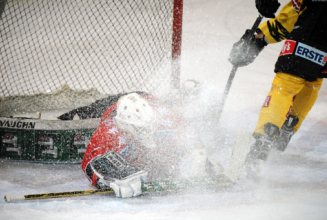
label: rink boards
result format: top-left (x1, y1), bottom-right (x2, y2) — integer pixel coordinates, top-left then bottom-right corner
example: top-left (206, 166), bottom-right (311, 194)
top-left (0, 117), bottom-right (99, 162)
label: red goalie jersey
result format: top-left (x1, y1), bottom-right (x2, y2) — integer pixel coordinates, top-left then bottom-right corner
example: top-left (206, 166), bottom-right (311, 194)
top-left (82, 92), bottom-right (204, 188)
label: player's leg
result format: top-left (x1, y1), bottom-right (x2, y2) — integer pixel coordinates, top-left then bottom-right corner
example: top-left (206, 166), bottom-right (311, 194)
top-left (253, 72), bottom-right (306, 135)
top-left (245, 72), bottom-right (306, 176)
top-left (273, 78), bottom-right (323, 151)
top-left (291, 78), bottom-right (323, 134)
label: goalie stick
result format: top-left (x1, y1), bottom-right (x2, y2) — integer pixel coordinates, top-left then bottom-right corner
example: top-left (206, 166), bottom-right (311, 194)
top-left (4, 131), bottom-right (251, 203)
top-left (4, 175), bottom-right (231, 203)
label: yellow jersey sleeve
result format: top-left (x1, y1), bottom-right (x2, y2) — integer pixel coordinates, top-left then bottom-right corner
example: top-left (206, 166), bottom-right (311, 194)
top-left (258, 1), bottom-right (302, 44)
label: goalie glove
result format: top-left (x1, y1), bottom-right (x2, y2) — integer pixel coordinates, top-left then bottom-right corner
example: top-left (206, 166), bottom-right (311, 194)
top-left (90, 151), bottom-right (148, 198)
top-left (229, 29), bottom-right (267, 67)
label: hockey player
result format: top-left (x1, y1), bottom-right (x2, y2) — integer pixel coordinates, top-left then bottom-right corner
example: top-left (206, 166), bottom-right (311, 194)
top-left (229, 0), bottom-right (327, 174)
top-left (80, 92), bottom-right (213, 198)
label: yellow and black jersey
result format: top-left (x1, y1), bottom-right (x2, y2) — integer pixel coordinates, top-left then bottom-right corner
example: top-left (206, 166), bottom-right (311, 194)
top-left (259, 0), bottom-right (327, 80)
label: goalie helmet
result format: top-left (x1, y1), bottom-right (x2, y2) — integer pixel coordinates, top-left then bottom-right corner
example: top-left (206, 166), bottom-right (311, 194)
top-left (114, 93), bottom-right (157, 148)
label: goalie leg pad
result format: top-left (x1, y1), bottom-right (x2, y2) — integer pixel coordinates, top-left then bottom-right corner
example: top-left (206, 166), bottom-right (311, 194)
top-left (180, 148), bottom-right (209, 178)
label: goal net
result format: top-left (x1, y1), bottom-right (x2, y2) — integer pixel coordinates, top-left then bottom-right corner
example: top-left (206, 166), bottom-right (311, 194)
top-left (0, 0), bottom-right (183, 117)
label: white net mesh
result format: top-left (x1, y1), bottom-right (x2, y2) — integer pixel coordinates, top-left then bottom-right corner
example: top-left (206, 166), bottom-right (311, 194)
top-left (0, 0), bottom-right (180, 116)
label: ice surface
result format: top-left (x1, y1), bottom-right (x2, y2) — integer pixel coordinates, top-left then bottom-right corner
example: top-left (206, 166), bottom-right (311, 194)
top-left (1, 0), bottom-right (327, 219)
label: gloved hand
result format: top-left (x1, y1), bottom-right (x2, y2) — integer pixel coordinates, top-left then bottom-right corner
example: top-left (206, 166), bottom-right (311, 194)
top-left (255, 0), bottom-right (280, 18)
top-left (90, 151), bottom-right (148, 198)
top-left (229, 29), bottom-right (267, 67)
top-left (108, 170), bottom-right (148, 198)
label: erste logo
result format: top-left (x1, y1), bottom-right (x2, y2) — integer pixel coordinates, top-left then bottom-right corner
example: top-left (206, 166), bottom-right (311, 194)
top-left (295, 43), bottom-right (327, 66)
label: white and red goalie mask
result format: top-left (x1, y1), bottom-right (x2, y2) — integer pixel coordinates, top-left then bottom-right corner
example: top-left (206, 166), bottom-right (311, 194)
top-left (114, 93), bottom-right (158, 148)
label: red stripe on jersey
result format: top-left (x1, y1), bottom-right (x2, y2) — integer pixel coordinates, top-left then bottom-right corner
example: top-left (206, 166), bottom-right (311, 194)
top-left (292, 0), bottom-right (302, 13)
top-left (92, 173), bottom-right (98, 187)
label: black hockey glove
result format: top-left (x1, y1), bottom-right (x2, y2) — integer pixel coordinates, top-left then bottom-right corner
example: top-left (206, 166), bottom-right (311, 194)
top-left (90, 151), bottom-right (148, 198)
top-left (255, 0), bottom-right (280, 18)
top-left (229, 29), bottom-right (267, 67)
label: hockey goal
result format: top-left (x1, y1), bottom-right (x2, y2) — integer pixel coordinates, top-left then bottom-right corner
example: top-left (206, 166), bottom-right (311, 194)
top-left (0, 0), bottom-right (183, 117)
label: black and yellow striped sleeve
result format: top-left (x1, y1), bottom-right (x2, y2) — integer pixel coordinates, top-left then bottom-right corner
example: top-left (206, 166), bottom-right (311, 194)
top-left (258, 1), bottom-right (302, 44)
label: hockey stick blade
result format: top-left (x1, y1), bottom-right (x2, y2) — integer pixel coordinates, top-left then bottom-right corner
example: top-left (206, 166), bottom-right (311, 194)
top-left (223, 131), bottom-right (252, 183)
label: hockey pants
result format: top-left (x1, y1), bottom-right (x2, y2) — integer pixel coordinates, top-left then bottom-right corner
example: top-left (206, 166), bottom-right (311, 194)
top-left (253, 72), bottom-right (323, 136)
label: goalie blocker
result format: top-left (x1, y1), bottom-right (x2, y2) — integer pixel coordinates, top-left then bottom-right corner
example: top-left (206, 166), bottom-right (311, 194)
top-left (89, 151), bottom-right (148, 198)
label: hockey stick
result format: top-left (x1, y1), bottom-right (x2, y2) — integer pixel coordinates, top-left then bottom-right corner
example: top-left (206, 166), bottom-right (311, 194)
top-left (216, 15), bottom-right (263, 124)
top-left (4, 134), bottom-right (250, 203)
top-left (213, 16), bottom-right (264, 184)
top-left (4, 175), bottom-right (230, 203)
top-left (4, 175), bottom-right (234, 203)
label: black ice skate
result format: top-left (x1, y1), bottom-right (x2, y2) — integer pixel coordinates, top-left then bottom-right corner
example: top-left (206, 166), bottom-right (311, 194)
top-left (244, 123), bottom-right (279, 177)
top-left (273, 115), bottom-right (299, 152)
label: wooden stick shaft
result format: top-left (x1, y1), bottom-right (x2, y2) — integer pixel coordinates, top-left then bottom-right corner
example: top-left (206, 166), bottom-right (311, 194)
top-left (5, 188), bottom-right (114, 202)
